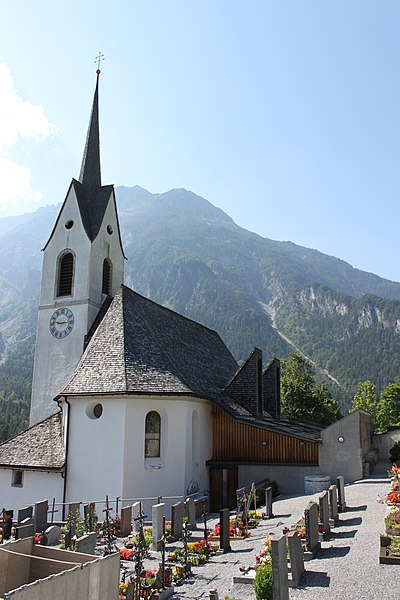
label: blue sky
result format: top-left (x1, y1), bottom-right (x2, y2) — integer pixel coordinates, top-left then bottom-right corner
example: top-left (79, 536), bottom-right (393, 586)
top-left (1, 1), bottom-right (399, 281)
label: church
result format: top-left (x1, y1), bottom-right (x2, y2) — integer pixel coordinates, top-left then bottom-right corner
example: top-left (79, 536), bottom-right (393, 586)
top-left (0, 71), bottom-right (374, 517)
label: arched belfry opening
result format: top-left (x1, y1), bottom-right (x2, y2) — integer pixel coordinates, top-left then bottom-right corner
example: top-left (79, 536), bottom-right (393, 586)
top-left (57, 251), bottom-right (74, 297)
top-left (102, 258), bottom-right (112, 295)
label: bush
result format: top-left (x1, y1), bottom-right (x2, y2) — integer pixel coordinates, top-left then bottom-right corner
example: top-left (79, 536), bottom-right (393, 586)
top-left (254, 563), bottom-right (273, 600)
top-left (390, 441), bottom-right (400, 465)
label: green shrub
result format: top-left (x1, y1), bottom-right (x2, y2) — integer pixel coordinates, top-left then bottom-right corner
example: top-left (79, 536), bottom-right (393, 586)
top-left (255, 481), bottom-right (278, 506)
top-left (390, 441), bottom-right (400, 465)
top-left (254, 563), bottom-right (273, 600)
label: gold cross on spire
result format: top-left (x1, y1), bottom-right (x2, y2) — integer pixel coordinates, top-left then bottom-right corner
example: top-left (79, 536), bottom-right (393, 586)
top-left (94, 52), bottom-right (105, 74)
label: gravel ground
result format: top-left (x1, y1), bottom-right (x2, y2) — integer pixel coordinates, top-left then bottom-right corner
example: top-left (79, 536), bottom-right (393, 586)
top-left (163, 462), bottom-right (394, 600)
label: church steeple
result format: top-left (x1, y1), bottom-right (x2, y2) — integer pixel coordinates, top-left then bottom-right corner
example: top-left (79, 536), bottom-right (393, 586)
top-left (79, 70), bottom-right (101, 193)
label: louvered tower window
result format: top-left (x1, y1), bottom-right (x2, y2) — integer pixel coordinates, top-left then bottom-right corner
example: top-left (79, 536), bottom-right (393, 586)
top-left (102, 258), bottom-right (112, 294)
top-left (57, 252), bottom-right (74, 297)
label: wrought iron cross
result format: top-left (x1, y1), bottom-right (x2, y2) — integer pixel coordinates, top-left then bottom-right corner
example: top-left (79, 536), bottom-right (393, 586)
top-left (94, 52), bottom-right (105, 71)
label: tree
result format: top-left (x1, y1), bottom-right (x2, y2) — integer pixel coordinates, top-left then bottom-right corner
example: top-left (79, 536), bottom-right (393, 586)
top-left (280, 353), bottom-right (342, 426)
top-left (377, 383), bottom-right (400, 431)
top-left (350, 380), bottom-right (379, 430)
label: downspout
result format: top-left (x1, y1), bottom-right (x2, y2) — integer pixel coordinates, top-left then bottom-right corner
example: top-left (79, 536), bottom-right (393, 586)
top-left (56, 395), bottom-right (71, 520)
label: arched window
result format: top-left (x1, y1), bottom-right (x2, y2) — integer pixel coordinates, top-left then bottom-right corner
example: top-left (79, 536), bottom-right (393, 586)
top-left (145, 411), bottom-right (161, 458)
top-left (102, 258), bottom-right (112, 295)
top-left (57, 252), bottom-right (74, 297)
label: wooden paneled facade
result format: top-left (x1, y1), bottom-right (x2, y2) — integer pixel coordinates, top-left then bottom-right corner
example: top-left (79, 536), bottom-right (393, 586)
top-left (209, 406), bottom-right (319, 511)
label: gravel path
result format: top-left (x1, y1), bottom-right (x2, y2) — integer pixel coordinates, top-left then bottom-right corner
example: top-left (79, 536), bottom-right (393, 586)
top-left (169, 462), bottom-right (394, 600)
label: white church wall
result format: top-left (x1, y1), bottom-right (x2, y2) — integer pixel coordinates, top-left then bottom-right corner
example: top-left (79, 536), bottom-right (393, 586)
top-left (89, 191), bottom-right (124, 308)
top-left (0, 469), bottom-right (63, 514)
top-left (121, 396), bottom-right (212, 515)
top-left (65, 397), bottom-right (126, 505)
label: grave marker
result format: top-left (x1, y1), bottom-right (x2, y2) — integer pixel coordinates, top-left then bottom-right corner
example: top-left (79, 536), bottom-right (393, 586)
top-left (287, 531), bottom-right (305, 587)
top-left (152, 503), bottom-right (165, 551)
top-left (336, 476), bottom-right (346, 512)
top-left (329, 484), bottom-right (339, 526)
top-left (34, 499), bottom-right (48, 533)
top-left (304, 501), bottom-right (320, 559)
top-left (45, 525), bottom-right (61, 545)
top-left (319, 491), bottom-right (330, 539)
top-left (265, 486), bottom-right (274, 518)
top-left (171, 501), bottom-right (184, 540)
top-left (271, 535), bottom-right (289, 599)
top-left (120, 505), bottom-right (132, 537)
top-left (219, 508), bottom-right (231, 552)
top-left (75, 531), bottom-right (97, 554)
top-left (18, 517), bottom-right (35, 540)
top-left (17, 506), bottom-right (33, 526)
top-left (185, 497), bottom-right (197, 530)
top-left (132, 502), bottom-right (141, 532)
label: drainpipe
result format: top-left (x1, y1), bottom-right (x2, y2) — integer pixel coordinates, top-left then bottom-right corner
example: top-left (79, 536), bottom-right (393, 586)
top-left (56, 396), bottom-right (71, 520)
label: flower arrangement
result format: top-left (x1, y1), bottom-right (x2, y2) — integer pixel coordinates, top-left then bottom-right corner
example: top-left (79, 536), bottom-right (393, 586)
top-left (387, 490), bottom-right (400, 505)
top-left (119, 547), bottom-right (134, 561)
top-left (212, 523), bottom-right (237, 537)
top-left (34, 533), bottom-right (44, 544)
top-left (255, 534), bottom-right (272, 565)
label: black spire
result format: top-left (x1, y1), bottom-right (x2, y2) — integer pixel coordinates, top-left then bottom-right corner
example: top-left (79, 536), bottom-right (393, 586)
top-left (79, 71), bottom-right (101, 191)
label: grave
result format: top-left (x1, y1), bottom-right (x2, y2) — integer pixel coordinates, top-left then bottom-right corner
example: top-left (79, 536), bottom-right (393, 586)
top-left (328, 484), bottom-right (339, 526)
top-left (304, 501), bottom-right (320, 560)
top-left (185, 497), bottom-right (197, 530)
top-left (18, 517), bottom-right (35, 540)
top-left (319, 490), bottom-right (330, 539)
top-left (17, 506), bottom-right (33, 526)
top-left (219, 508), bottom-right (231, 552)
top-left (271, 535), bottom-right (289, 600)
top-left (75, 531), bottom-right (97, 554)
top-left (34, 499), bottom-right (48, 534)
top-left (120, 505), bottom-right (132, 537)
top-left (45, 525), bottom-right (61, 545)
top-left (68, 502), bottom-right (80, 536)
top-left (265, 486), bottom-right (274, 518)
top-left (171, 501), bottom-right (184, 540)
top-left (132, 502), bottom-right (141, 532)
top-left (84, 502), bottom-right (96, 531)
top-left (287, 531), bottom-right (305, 587)
top-left (152, 503), bottom-right (165, 551)
top-left (337, 475), bottom-right (346, 512)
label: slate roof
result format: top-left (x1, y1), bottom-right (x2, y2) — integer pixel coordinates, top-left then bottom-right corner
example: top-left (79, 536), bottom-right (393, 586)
top-left (62, 285), bottom-right (240, 397)
top-left (0, 413), bottom-right (64, 470)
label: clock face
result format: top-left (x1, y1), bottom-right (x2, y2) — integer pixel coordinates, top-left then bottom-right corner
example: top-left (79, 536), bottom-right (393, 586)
top-left (49, 308), bottom-right (75, 339)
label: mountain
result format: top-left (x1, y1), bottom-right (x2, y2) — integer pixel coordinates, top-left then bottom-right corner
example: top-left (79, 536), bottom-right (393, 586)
top-left (1, 185), bottom-right (400, 439)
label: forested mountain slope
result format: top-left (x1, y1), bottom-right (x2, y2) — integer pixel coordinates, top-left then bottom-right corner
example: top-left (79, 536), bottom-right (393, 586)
top-left (1, 185), bottom-right (399, 439)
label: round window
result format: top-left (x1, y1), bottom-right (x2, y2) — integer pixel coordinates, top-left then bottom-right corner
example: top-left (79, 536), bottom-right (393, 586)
top-left (86, 402), bottom-right (103, 419)
top-left (65, 220), bottom-right (74, 229)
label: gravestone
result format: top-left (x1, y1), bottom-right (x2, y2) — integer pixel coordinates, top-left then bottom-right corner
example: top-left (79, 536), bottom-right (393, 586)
top-left (319, 491), bottom-right (330, 538)
top-left (336, 476), bottom-right (346, 512)
top-left (17, 506), bottom-right (33, 526)
top-left (265, 486), bottom-right (274, 518)
top-left (171, 501), bottom-right (184, 540)
top-left (304, 501), bottom-right (320, 559)
top-left (152, 503), bottom-right (165, 551)
top-left (287, 531), bottom-right (305, 587)
top-left (18, 517), bottom-right (35, 540)
top-left (329, 485), bottom-right (339, 526)
top-left (45, 525), bottom-right (61, 545)
top-left (185, 497), bottom-right (197, 530)
top-left (219, 508), bottom-right (231, 552)
top-left (2, 510), bottom-right (13, 540)
top-left (75, 532), bottom-right (97, 554)
top-left (209, 591), bottom-right (219, 600)
top-left (34, 500), bottom-right (48, 533)
top-left (84, 502), bottom-right (96, 531)
top-left (120, 505), bottom-right (132, 537)
top-left (132, 502), bottom-right (141, 532)
top-left (271, 535), bottom-right (289, 599)
top-left (68, 503), bottom-right (80, 536)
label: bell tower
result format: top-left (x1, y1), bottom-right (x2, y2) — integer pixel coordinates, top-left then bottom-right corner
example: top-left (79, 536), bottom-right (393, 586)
top-left (30, 69), bottom-right (125, 425)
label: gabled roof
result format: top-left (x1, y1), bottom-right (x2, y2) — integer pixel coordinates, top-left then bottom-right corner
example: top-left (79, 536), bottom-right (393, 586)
top-left (0, 413), bottom-right (64, 470)
top-left (62, 285), bottom-right (239, 397)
